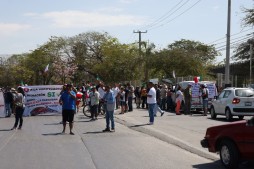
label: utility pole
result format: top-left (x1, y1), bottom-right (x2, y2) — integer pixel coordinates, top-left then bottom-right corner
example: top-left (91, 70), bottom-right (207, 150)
top-left (249, 38), bottom-right (254, 84)
top-left (225, 0), bottom-right (231, 87)
top-left (133, 30), bottom-right (147, 81)
top-left (133, 30), bottom-right (147, 55)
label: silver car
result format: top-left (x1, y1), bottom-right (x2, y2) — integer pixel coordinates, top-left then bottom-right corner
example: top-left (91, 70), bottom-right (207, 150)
top-left (210, 87), bottom-right (254, 121)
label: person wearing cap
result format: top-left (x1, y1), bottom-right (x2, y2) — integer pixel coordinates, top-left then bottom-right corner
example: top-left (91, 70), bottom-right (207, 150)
top-left (147, 81), bottom-right (156, 125)
top-left (59, 84), bottom-right (76, 135)
top-left (183, 83), bottom-right (192, 115)
top-left (89, 86), bottom-right (100, 120)
top-left (11, 87), bottom-right (25, 130)
top-left (201, 84), bottom-right (209, 116)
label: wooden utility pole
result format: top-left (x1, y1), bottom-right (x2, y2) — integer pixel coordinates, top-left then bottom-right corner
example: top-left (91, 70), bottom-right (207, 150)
top-left (133, 30), bottom-right (148, 81)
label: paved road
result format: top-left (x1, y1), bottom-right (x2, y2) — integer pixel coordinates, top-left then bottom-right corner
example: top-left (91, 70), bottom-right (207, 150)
top-left (0, 113), bottom-right (223, 169)
top-left (0, 109), bottom-right (253, 169)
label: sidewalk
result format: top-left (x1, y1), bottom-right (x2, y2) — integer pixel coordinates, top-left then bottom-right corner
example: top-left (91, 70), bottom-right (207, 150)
top-left (114, 108), bottom-right (226, 161)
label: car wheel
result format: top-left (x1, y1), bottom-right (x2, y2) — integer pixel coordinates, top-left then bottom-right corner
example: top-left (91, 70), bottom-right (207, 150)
top-left (225, 109), bottom-right (232, 121)
top-left (238, 115), bottom-right (244, 120)
top-left (219, 140), bottom-right (239, 169)
top-left (210, 107), bottom-right (217, 119)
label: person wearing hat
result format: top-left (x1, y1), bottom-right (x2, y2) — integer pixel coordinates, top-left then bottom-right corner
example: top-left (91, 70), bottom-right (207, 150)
top-left (183, 83), bottom-right (192, 115)
top-left (59, 84), bottom-right (76, 135)
top-left (11, 87), bottom-right (25, 130)
top-left (201, 84), bottom-right (209, 116)
top-left (89, 86), bottom-right (100, 121)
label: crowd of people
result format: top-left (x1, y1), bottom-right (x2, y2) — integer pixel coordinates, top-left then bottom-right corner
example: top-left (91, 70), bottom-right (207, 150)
top-left (1, 80), bottom-right (210, 134)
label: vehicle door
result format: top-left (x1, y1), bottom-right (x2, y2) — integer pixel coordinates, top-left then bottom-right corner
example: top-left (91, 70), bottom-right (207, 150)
top-left (212, 90), bottom-right (225, 114)
top-left (242, 121), bottom-right (254, 159)
top-left (220, 90), bottom-right (232, 115)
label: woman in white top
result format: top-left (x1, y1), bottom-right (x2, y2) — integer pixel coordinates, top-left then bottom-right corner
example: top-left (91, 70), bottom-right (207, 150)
top-left (175, 86), bottom-right (183, 115)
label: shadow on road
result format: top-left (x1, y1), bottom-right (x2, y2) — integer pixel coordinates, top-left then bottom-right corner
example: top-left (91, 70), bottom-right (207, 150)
top-left (44, 123), bottom-right (61, 125)
top-left (0, 129), bottom-right (12, 131)
top-left (130, 124), bottom-right (149, 128)
top-left (192, 160), bottom-right (223, 169)
top-left (84, 131), bottom-right (104, 134)
top-left (42, 132), bottom-right (63, 136)
top-left (193, 160), bottom-right (254, 169)
top-left (207, 117), bottom-right (242, 122)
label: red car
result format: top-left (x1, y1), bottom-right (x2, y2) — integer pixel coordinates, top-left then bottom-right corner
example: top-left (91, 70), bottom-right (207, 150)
top-left (201, 117), bottom-right (254, 169)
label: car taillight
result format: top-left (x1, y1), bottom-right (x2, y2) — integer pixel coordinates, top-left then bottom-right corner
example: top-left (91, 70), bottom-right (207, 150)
top-left (232, 98), bottom-right (240, 104)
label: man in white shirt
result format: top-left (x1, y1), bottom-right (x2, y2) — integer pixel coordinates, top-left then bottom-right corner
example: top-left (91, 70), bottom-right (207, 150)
top-left (112, 83), bottom-right (120, 110)
top-left (147, 82), bottom-right (156, 125)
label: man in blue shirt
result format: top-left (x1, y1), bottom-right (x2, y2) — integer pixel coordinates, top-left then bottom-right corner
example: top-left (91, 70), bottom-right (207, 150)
top-left (59, 84), bottom-right (76, 135)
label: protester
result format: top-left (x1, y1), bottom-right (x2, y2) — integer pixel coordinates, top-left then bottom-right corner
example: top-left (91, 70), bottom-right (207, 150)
top-left (141, 86), bottom-right (147, 109)
top-left (119, 86), bottom-right (126, 114)
top-left (160, 85), bottom-right (168, 110)
top-left (11, 87), bottom-right (25, 130)
top-left (147, 82), bottom-right (156, 125)
top-left (112, 83), bottom-right (120, 110)
top-left (97, 82), bottom-right (105, 114)
top-left (102, 85), bottom-right (115, 132)
top-left (175, 86), bottom-right (183, 115)
top-left (134, 86), bottom-right (141, 108)
top-left (127, 83), bottom-right (134, 112)
top-left (154, 84), bottom-right (164, 117)
top-left (183, 83), bottom-right (192, 115)
top-left (166, 87), bottom-right (174, 111)
top-left (201, 84), bottom-right (209, 116)
top-left (59, 84), bottom-right (76, 135)
top-left (89, 86), bottom-right (100, 121)
top-left (4, 87), bottom-right (14, 117)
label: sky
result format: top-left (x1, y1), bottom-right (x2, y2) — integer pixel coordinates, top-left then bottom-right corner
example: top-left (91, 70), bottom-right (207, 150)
top-left (0, 0), bottom-right (253, 63)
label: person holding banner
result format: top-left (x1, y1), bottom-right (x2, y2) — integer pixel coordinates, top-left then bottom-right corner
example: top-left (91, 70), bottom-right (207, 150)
top-left (59, 84), bottom-right (76, 135)
top-left (11, 87), bottom-right (25, 130)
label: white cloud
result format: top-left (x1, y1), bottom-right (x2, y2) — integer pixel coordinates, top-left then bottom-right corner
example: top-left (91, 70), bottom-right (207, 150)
top-left (0, 23), bottom-right (31, 36)
top-left (40, 10), bottom-right (145, 28)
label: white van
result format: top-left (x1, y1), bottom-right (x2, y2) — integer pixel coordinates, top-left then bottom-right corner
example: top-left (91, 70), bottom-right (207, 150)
top-left (178, 81), bottom-right (218, 112)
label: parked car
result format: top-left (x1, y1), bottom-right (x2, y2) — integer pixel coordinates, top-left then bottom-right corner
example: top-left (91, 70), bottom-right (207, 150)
top-left (210, 87), bottom-right (254, 121)
top-left (201, 117), bottom-right (254, 169)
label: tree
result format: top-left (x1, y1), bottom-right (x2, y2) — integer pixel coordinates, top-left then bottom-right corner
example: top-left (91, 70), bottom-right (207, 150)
top-left (242, 7), bottom-right (254, 26)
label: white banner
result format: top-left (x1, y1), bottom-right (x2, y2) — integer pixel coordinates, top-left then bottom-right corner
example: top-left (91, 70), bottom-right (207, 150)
top-left (0, 91), bottom-right (6, 117)
top-left (23, 85), bottom-right (62, 116)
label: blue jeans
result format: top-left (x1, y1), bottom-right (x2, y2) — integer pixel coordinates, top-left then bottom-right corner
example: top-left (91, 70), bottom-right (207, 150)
top-left (154, 103), bottom-right (163, 116)
top-left (148, 103), bottom-right (156, 123)
top-left (106, 110), bottom-right (115, 129)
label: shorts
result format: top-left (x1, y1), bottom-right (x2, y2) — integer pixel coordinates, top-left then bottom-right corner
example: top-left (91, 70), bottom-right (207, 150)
top-left (203, 100), bottom-right (208, 109)
top-left (120, 101), bottom-right (126, 106)
top-left (62, 109), bottom-right (75, 123)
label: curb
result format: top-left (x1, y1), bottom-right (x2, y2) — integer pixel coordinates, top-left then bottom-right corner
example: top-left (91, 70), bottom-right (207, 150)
top-left (115, 117), bottom-right (219, 161)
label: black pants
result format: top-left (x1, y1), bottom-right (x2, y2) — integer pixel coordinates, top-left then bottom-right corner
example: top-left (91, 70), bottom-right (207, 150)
top-left (91, 105), bottom-right (98, 119)
top-left (14, 107), bottom-right (24, 128)
top-left (128, 97), bottom-right (133, 111)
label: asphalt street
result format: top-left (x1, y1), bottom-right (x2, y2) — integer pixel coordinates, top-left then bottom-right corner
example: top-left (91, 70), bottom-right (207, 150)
top-left (0, 108), bottom-right (253, 169)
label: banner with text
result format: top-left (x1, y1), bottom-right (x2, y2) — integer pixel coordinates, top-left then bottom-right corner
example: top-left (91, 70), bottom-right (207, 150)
top-left (0, 91), bottom-right (6, 117)
top-left (23, 85), bottom-right (62, 116)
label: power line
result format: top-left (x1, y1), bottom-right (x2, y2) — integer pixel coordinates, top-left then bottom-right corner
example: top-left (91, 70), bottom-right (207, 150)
top-left (207, 27), bottom-right (253, 45)
top-left (141, 0), bottom-right (191, 30)
top-left (149, 0), bottom-right (202, 31)
top-left (213, 34), bottom-right (252, 46)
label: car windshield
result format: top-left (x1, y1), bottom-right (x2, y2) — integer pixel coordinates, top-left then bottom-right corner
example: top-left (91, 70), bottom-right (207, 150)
top-left (235, 89), bottom-right (254, 97)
